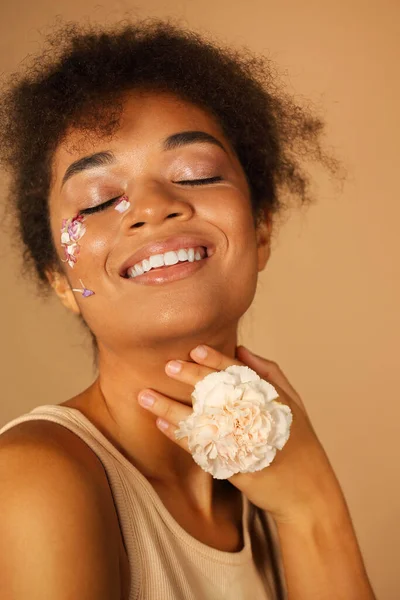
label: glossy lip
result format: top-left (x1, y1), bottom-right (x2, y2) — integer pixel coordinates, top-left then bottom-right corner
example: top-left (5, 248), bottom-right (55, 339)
top-left (125, 253), bottom-right (211, 285)
top-left (119, 234), bottom-right (215, 277)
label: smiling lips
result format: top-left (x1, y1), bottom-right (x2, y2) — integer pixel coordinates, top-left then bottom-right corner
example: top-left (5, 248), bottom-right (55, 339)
top-left (126, 246), bottom-right (207, 278)
top-left (124, 247), bottom-right (211, 285)
top-left (119, 234), bottom-right (215, 278)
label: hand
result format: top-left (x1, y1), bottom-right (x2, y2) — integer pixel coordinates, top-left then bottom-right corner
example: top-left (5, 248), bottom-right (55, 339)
top-left (137, 344), bottom-right (344, 525)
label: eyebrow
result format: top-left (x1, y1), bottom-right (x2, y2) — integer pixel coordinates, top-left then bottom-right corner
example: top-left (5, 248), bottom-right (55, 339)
top-left (163, 130), bottom-right (227, 153)
top-left (60, 130), bottom-right (228, 189)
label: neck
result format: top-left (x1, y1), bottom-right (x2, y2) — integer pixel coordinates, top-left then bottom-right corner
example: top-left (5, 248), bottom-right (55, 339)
top-left (74, 328), bottom-right (239, 516)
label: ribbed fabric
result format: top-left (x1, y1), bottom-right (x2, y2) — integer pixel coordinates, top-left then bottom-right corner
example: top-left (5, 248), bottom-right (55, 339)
top-left (0, 404), bottom-right (287, 600)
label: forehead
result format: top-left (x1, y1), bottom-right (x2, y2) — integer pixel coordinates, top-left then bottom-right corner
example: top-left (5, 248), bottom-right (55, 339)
top-left (51, 90), bottom-right (234, 182)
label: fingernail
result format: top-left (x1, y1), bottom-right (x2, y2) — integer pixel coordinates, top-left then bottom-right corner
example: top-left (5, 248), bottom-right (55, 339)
top-left (193, 345), bottom-right (208, 359)
top-left (138, 392), bottom-right (155, 407)
top-left (157, 418), bottom-right (169, 430)
top-left (166, 360), bottom-right (182, 374)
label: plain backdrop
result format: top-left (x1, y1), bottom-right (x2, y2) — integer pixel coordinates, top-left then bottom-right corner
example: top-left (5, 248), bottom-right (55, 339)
top-left (0, 1), bottom-right (399, 598)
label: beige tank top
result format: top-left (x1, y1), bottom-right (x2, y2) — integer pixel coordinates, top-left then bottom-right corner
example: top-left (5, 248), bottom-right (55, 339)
top-left (0, 404), bottom-right (287, 600)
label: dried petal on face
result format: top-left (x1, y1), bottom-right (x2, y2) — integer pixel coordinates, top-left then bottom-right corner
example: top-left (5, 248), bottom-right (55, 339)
top-left (61, 231), bottom-right (70, 244)
top-left (114, 195), bottom-right (131, 214)
top-left (60, 214), bottom-right (86, 268)
top-left (68, 218), bottom-right (86, 241)
top-left (82, 288), bottom-right (95, 297)
top-left (71, 279), bottom-right (95, 298)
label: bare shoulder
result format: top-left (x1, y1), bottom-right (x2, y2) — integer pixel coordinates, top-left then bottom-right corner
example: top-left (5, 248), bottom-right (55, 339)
top-left (0, 419), bottom-right (123, 599)
top-left (0, 418), bottom-right (114, 500)
top-left (0, 417), bottom-right (107, 478)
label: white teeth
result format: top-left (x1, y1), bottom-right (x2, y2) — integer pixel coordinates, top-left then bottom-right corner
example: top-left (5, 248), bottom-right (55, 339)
top-left (164, 251), bottom-right (180, 266)
top-left (126, 245), bottom-right (206, 278)
top-left (149, 254), bottom-right (164, 269)
top-left (177, 248), bottom-right (188, 261)
top-left (142, 258), bottom-right (151, 272)
top-left (134, 263), bottom-right (144, 276)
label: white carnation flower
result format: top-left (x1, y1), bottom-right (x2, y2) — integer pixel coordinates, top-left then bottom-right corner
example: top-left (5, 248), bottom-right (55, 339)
top-left (174, 365), bottom-right (293, 479)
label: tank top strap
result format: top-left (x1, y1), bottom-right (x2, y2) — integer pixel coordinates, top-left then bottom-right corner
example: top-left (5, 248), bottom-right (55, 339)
top-left (1, 403), bottom-right (131, 478)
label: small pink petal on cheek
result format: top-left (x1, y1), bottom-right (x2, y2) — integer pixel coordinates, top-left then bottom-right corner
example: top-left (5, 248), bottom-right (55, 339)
top-left (60, 214), bottom-right (86, 269)
top-left (82, 288), bottom-right (95, 297)
top-left (114, 196), bottom-right (131, 213)
top-left (71, 279), bottom-right (95, 297)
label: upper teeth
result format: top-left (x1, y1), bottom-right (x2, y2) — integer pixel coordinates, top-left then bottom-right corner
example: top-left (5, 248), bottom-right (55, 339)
top-left (126, 246), bottom-right (206, 278)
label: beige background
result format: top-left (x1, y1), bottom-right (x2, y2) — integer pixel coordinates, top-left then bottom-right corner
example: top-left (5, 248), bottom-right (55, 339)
top-left (0, 1), bottom-right (399, 598)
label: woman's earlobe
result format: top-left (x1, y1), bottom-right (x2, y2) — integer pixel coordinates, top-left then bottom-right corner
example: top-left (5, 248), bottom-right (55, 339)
top-left (46, 270), bottom-right (81, 315)
top-left (256, 217), bottom-right (272, 272)
top-left (257, 241), bottom-right (270, 272)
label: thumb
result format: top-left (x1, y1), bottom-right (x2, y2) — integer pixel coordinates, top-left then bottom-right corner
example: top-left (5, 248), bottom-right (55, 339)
top-left (236, 345), bottom-right (305, 411)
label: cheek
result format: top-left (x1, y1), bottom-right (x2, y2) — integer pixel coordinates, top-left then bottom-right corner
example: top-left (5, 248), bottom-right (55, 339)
top-left (226, 202), bottom-right (260, 287)
top-left (85, 230), bottom-right (111, 255)
top-left (206, 192), bottom-right (259, 305)
top-left (216, 194), bottom-right (258, 261)
top-left (77, 221), bottom-right (118, 273)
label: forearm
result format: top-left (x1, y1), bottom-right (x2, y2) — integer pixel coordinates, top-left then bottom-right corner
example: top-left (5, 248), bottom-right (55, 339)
top-left (276, 494), bottom-right (376, 600)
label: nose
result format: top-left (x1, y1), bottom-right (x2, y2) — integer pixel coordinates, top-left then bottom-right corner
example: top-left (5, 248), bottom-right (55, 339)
top-left (121, 182), bottom-right (195, 231)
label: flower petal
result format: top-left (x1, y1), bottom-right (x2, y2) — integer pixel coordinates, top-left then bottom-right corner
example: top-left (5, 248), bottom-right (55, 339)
top-left (175, 364), bottom-right (292, 479)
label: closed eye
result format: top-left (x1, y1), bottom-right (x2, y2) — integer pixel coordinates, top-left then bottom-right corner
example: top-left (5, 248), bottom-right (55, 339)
top-left (174, 176), bottom-right (223, 185)
top-left (79, 196), bottom-right (122, 216)
top-left (78, 177), bottom-right (223, 216)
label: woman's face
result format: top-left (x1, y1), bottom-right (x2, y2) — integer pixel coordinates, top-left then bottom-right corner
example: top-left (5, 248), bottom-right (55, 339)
top-left (48, 90), bottom-right (270, 353)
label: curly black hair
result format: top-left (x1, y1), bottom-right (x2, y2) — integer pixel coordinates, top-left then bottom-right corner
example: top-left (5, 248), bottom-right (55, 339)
top-left (0, 17), bottom-right (340, 296)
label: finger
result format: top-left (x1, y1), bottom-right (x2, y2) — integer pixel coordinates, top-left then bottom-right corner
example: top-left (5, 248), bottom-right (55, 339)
top-left (165, 358), bottom-right (216, 386)
top-left (236, 346), bottom-right (307, 413)
top-left (137, 390), bottom-right (192, 452)
top-left (138, 389), bottom-right (193, 426)
top-left (165, 345), bottom-right (245, 385)
top-left (155, 417), bottom-right (191, 453)
top-left (189, 344), bottom-right (244, 371)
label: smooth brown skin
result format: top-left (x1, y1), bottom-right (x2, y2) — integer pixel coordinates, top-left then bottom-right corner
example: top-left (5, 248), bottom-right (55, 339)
top-left (0, 91), bottom-right (375, 599)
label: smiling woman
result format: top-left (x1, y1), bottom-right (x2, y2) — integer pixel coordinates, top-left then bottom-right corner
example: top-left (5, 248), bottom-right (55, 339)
top-left (0, 17), bottom-right (375, 600)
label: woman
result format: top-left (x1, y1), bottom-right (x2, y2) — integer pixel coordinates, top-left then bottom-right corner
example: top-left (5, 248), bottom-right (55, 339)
top-left (0, 19), bottom-right (376, 599)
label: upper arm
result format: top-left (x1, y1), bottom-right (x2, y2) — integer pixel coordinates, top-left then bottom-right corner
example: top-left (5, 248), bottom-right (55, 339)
top-left (0, 423), bottom-right (122, 600)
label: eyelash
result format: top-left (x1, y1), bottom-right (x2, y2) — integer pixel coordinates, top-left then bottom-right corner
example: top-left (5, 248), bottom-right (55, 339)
top-left (175, 176), bottom-right (222, 186)
top-left (78, 177), bottom-right (223, 216)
